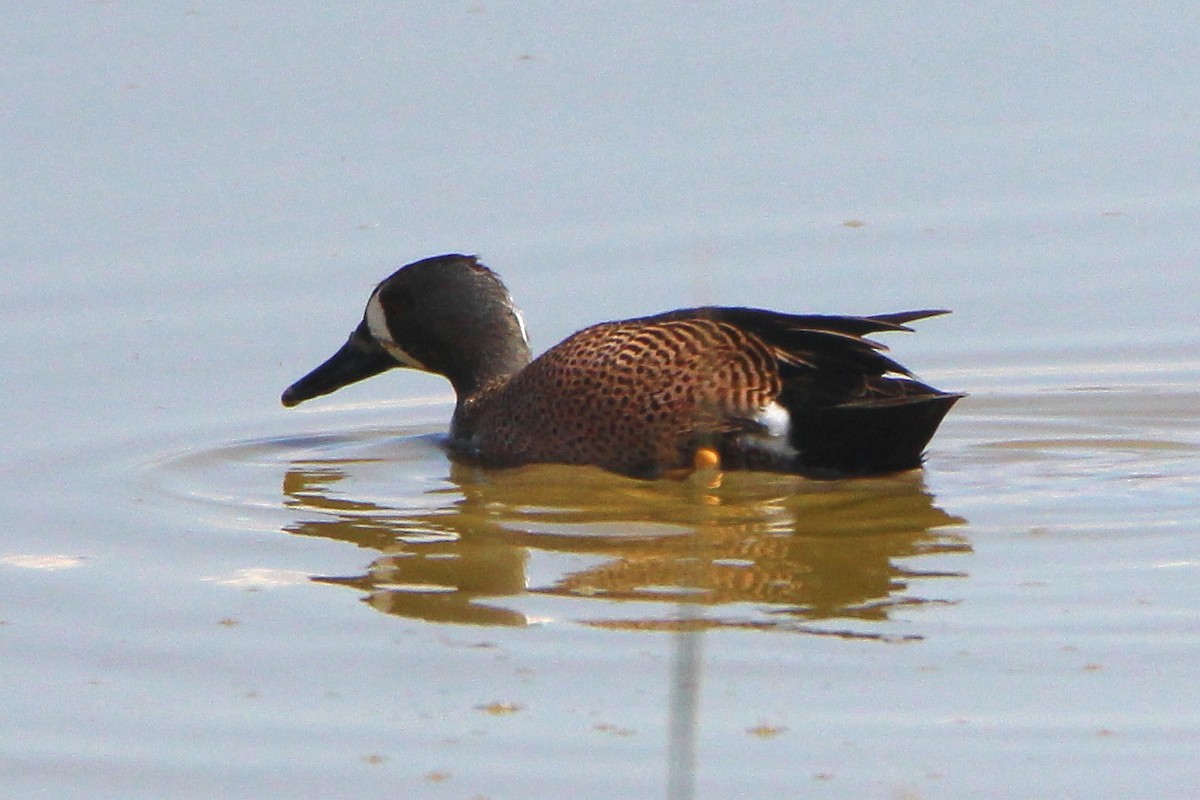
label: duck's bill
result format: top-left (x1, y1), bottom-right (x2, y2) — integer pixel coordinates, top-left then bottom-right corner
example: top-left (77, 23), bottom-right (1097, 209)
top-left (281, 321), bottom-right (395, 407)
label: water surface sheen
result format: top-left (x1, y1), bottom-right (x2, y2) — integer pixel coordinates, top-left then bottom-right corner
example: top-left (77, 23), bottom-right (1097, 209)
top-left (114, 360), bottom-right (1199, 799)
top-left (6, 5), bottom-right (1200, 798)
top-left (151, 411), bottom-right (970, 633)
top-left (8, 329), bottom-right (1199, 800)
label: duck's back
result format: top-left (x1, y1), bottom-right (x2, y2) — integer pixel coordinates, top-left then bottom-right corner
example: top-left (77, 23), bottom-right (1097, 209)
top-left (452, 308), bottom-right (961, 479)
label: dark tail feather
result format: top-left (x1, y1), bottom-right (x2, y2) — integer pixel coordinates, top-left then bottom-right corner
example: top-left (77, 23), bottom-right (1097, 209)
top-left (865, 309), bottom-right (951, 328)
top-left (787, 381), bottom-right (963, 477)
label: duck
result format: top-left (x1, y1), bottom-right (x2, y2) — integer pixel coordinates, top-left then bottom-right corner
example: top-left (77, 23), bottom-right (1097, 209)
top-left (281, 254), bottom-right (962, 479)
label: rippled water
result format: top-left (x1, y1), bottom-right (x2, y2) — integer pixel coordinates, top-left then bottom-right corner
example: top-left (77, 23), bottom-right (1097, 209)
top-left (147, 409), bottom-right (969, 633)
top-left (6, 5), bottom-right (1200, 799)
top-left (11, 361), bottom-right (1188, 799)
top-left (142, 368), bottom-right (1198, 637)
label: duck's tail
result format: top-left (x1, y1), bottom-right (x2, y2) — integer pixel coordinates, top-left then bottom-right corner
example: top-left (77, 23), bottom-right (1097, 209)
top-left (783, 377), bottom-right (963, 477)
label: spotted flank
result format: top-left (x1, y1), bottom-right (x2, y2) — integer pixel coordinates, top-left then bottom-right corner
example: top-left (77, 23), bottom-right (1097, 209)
top-left (282, 254), bottom-right (962, 479)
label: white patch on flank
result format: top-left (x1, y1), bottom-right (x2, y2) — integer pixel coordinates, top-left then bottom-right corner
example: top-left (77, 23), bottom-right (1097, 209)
top-left (748, 401), bottom-right (797, 458)
top-left (365, 290), bottom-right (427, 370)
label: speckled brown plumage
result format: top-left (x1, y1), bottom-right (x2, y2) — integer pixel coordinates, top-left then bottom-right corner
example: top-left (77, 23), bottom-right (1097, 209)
top-left (455, 316), bottom-right (782, 477)
top-left (282, 254), bottom-right (963, 478)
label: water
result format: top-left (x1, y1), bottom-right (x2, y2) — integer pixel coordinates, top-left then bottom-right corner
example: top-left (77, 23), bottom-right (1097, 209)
top-left (3, 5), bottom-right (1199, 798)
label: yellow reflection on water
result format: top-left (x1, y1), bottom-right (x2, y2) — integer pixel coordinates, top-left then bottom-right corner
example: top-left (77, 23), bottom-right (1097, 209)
top-left (280, 459), bottom-right (968, 631)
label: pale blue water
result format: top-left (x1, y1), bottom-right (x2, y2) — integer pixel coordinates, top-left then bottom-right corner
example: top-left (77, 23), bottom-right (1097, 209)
top-left (3, 5), bottom-right (1199, 799)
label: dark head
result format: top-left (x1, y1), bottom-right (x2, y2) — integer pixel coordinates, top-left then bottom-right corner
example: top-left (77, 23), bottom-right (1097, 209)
top-left (281, 254), bottom-right (532, 407)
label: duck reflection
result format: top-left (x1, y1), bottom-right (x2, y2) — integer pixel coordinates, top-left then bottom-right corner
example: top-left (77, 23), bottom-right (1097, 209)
top-left (281, 457), bottom-right (968, 630)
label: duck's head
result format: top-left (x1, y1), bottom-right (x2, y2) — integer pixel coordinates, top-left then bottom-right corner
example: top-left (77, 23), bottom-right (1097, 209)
top-left (281, 254), bottom-right (532, 407)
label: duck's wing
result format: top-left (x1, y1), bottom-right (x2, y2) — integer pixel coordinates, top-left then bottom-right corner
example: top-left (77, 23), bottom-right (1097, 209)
top-left (641, 307), bottom-right (960, 476)
top-left (646, 306), bottom-right (950, 379)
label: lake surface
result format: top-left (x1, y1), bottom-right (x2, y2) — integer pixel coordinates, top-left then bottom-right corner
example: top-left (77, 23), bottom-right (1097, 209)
top-left (3, 5), bottom-right (1198, 799)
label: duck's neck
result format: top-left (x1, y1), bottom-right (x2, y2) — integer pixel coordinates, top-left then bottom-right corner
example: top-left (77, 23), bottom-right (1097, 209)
top-left (448, 375), bottom-right (506, 442)
top-left (444, 344), bottom-right (530, 443)
top-left (444, 342), bottom-right (530, 401)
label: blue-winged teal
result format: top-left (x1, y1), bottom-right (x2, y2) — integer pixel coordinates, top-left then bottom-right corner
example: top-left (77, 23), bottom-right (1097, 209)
top-left (282, 254), bottom-right (962, 479)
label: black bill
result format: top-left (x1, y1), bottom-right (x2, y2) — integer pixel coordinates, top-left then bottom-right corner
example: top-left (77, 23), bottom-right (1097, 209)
top-left (280, 321), bottom-right (395, 407)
